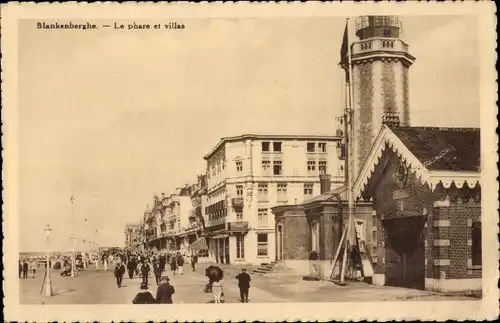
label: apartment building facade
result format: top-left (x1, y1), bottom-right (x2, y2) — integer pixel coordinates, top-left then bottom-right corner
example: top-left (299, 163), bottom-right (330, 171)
top-left (124, 222), bottom-right (144, 251)
top-left (203, 134), bottom-right (344, 265)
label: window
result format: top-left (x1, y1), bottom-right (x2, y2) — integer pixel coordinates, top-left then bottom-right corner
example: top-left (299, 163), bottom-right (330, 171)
top-left (307, 142), bottom-right (316, 152)
top-left (319, 161), bottom-right (327, 174)
top-left (318, 142), bottom-right (327, 153)
top-left (277, 183), bottom-right (287, 202)
top-left (372, 214), bottom-right (377, 227)
top-left (258, 208), bottom-right (268, 227)
top-left (372, 230), bottom-right (377, 242)
top-left (262, 160), bottom-right (271, 175)
top-left (472, 221), bottom-right (482, 266)
top-left (257, 184), bottom-right (268, 202)
top-left (236, 185), bottom-right (243, 197)
top-left (236, 235), bottom-right (245, 259)
top-left (262, 141), bottom-right (270, 152)
top-left (273, 160), bottom-right (283, 175)
top-left (339, 164), bottom-right (344, 176)
top-left (236, 161), bottom-right (243, 172)
top-left (273, 142), bottom-right (282, 152)
top-left (236, 212), bottom-right (243, 221)
top-left (257, 233), bottom-right (268, 256)
top-left (307, 160), bottom-right (316, 175)
top-left (304, 183), bottom-right (314, 199)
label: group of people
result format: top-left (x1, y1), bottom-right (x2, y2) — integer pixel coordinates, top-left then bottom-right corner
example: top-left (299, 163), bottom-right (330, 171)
top-left (205, 268), bottom-right (252, 304)
top-left (112, 250), bottom-right (199, 289)
top-left (19, 259), bottom-right (38, 279)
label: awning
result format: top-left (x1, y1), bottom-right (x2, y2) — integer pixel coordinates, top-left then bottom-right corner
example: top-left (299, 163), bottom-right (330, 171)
top-left (187, 237), bottom-right (208, 251)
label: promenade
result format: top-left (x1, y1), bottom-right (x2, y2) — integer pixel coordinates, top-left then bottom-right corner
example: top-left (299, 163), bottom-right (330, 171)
top-left (20, 263), bottom-right (479, 304)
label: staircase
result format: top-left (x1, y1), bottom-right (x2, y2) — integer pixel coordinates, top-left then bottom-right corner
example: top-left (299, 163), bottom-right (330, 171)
top-left (251, 261), bottom-right (296, 276)
top-left (251, 261), bottom-right (280, 275)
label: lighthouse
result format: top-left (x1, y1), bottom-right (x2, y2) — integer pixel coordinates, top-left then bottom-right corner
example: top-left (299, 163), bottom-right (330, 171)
top-left (350, 16), bottom-right (416, 179)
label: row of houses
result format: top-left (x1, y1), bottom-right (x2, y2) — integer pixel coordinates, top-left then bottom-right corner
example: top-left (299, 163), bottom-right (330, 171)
top-left (126, 131), bottom-right (349, 265)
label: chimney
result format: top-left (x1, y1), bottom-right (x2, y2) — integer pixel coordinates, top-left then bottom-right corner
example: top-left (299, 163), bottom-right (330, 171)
top-left (319, 174), bottom-right (331, 194)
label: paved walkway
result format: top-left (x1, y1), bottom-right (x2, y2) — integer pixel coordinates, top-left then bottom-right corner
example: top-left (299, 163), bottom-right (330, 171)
top-left (20, 264), bottom-right (479, 304)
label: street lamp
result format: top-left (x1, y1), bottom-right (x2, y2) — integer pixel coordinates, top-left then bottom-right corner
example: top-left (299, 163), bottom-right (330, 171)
top-left (70, 196), bottom-right (77, 277)
top-left (44, 225), bottom-right (53, 297)
top-left (83, 217), bottom-right (88, 269)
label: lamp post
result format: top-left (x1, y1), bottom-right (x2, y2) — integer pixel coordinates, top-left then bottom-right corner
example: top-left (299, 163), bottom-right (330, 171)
top-left (70, 196), bottom-right (77, 277)
top-left (83, 217), bottom-right (88, 269)
top-left (44, 225), bottom-right (53, 297)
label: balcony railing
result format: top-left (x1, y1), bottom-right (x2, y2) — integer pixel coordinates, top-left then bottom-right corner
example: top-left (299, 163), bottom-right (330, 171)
top-left (227, 221), bottom-right (249, 232)
top-left (231, 197), bottom-right (244, 207)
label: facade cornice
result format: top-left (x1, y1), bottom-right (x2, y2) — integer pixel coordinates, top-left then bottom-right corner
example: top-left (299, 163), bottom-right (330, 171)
top-left (204, 133), bottom-right (342, 160)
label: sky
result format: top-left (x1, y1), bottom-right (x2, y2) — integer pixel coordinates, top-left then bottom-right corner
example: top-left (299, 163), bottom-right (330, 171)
top-left (18, 15), bottom-right (479, 252)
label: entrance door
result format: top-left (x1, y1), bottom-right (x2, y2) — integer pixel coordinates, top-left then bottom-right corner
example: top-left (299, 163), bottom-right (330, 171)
top-left (383, 216), bottom-right (425, 290)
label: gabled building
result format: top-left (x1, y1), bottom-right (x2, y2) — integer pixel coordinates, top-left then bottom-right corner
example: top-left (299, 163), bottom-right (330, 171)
top-left (352, 125), bottom-right (481, 292)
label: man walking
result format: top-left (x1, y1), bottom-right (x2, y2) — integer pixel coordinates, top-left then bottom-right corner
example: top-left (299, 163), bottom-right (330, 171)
top-left (141, 259), bottom-right (151, 286)
top-left (153, 260), bottom-right (162, 285)
top-left (235, 268), bottom-right (251, 303)
top-left (22, 260), bottom-right (29, 279)
top-left (127, 258), bottom-right (136, 279)
top-left (114, 261), bottom-right (125, 288)
top-left (177, 254), bottom-right (184, 275)
top-left (190, 253), bottom-right (198, 272)
top-left (156, 276), bottom-right (175, 304)
top-left (19, 260), bottom-right (23, 278)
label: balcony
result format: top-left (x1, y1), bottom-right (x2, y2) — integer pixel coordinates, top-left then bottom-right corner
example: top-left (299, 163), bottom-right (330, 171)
top-left (231, 197), bottom-right (244, 207)
top-left (227, 221), bottom-right (249, 232)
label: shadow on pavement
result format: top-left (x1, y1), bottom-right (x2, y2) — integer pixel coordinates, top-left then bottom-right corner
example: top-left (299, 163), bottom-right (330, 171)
top-left (53, 288), bottom-right (75, 296)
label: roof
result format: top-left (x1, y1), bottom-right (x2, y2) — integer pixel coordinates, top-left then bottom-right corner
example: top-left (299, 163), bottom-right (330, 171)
top-left (390, 127), bottom-right (480, 172)
top-left (302, 185), bottom-right (348, 204)
top-left (204, 133), bottom-right (342, 160)
top-left (353, 125), bottom-right (481, 199)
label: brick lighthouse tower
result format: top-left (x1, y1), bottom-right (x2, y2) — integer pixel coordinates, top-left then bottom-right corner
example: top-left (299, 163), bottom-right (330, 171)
top-left (350, 16), bottom-right (416, 178)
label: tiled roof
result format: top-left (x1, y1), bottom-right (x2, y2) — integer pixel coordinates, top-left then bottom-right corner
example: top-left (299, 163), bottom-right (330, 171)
top-left (391, 127), bottom-right (480, 172)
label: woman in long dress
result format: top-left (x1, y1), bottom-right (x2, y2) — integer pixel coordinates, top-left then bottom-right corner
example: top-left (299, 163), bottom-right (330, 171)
top-left (212, 279), bottom-right (223, 304)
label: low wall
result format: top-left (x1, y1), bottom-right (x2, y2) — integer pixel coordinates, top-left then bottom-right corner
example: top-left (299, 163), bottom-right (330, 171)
top-left (282, 260), bottom-right (335, 278)
top-left (424, 278), bottom-right (482, 292)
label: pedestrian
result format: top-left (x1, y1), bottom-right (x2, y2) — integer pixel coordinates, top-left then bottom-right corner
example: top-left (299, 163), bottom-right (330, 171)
top-left (19, 260), bottom-right (23, 279)
top-left (114, 261), bottom-right (125, 288)
top-left (132, 282), bottom-right (158, 304)
top-left (235, 268), bottom-right (251, 303)
top-left (156, 276), bottom-right (175, 304)
top-left (127, 258), bottom-right (135, 279)
top-left (103, 254), bottom-right (108, 271)
top-left (212, 279), bottom-right (224, 304)
top-left (159, 253), bottom-right (166, 273)
top-left (191, 253), bottom-right (198, 272)
top-left (30, 259), bottom-right (38, 278)
top-left (141, 259), bottom-right (150, 286)
top-left (22, 260), bottom-right (29, 279)
top-left (177, 254), bottom-right (184, 275)
top-left (170, 256), bottom-right (177, 274)
top-left (153, 260), bottom-right (162, 285)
